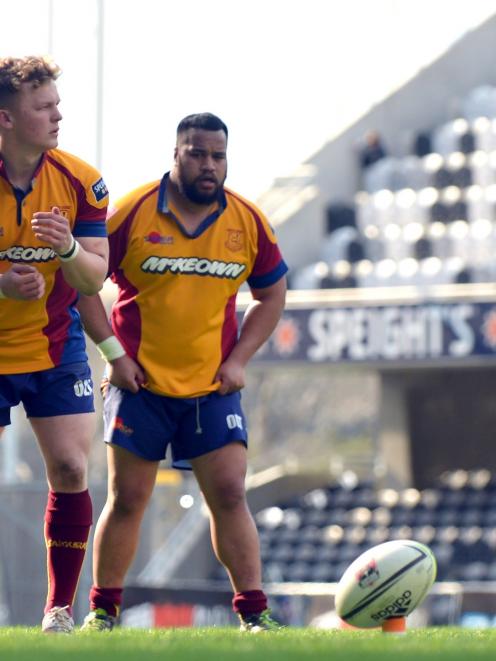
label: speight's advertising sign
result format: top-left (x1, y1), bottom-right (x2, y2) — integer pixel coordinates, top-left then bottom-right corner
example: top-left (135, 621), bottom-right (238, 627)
top-left (254, 302), bottom-right (496, 364)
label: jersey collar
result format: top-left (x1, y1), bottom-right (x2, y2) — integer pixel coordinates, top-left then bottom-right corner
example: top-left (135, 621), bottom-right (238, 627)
top-left (157, 171), bottom-right (227, 238)
top-left (0, 152), bottom-right (46, 191)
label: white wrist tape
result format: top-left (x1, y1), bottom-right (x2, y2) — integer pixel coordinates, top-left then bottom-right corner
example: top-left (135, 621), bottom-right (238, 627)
top-left (96, 335), bottom-right (126, 362)
top-left (57, 237), bottom-right (80, 262)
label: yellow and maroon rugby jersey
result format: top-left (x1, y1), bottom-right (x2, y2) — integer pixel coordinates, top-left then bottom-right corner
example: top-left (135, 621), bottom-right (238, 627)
top-left (108, 173), bottom-right (288, 398)
top-left (0, 149), bottom-right (108, 373)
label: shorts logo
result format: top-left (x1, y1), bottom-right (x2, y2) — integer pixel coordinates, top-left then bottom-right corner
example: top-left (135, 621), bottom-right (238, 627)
top-left (114, 416), bottom-right (133, 436)
top-left (225, 229), bottom-right (244, 252)
top-left (226, 414), bottom-right (243, 430)
top-left (92, 177), bottom-right (108, 202)
top-left (74, 379), bottom-right (93, 397)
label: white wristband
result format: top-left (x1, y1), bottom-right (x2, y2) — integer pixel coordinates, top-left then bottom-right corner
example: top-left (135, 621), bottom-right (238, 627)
top-left (96, 335), bottom-right (126, 362)
top-left (57, 237), bottom-right (80, 262)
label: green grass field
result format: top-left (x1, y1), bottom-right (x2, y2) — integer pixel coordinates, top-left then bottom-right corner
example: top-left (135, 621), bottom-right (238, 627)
top-left (1, 627), bottom-right (496, 661)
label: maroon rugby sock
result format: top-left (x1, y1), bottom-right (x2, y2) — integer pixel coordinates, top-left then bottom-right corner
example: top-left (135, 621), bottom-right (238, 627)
top-left (232, 590), bottom-right (268, 617)
top-left (89, 586), bottom-right (123, 617)
top-left (44, 489), bottom-right (92, 613)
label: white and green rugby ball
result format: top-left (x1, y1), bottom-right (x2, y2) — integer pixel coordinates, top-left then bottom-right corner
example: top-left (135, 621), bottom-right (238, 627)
top-left (335, 539), bottom-right (437, 628)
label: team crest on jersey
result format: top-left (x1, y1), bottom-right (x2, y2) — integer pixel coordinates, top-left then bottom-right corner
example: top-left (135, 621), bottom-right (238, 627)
top-left (225, 229), bottom-right (244, 252)
top-left (57, 205), bottom-right (72, 219)
top-left (92, 177), bottom-right (108, 202)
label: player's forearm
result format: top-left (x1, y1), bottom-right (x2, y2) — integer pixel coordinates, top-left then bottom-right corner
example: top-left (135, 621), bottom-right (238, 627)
top-left (77, 293), bottom-right (114, 343)
top-left (58, 237), bottom-right (109, 295)
top-left (232, 296), bottom-right (285, 365)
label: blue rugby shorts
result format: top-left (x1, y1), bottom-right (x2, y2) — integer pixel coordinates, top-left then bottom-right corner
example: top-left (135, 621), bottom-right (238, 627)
top-left (102, 385), bottom-right (248, 469)
top-left (0, 362), bottom-right (95, 426)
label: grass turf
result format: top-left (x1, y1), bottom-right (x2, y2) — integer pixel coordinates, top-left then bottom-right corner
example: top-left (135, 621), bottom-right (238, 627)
top-left (0, 627), bottom-right (496, 660)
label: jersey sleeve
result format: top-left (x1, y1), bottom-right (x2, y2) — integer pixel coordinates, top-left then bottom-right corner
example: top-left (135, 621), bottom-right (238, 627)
top-left (106, 183), bottom-right (159, 276)
top-left (72, 166), bottom-right (109, 238)
top-left (107, 202), bottom-right (135, 276)
top-left (246, 208), bottom-right (288, 289)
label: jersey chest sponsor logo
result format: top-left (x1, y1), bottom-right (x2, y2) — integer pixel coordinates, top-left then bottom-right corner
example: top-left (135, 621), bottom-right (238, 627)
top-left (141, 255), bottom-right (247, 279)
top-left (0, 245), bottom-right (56, 262)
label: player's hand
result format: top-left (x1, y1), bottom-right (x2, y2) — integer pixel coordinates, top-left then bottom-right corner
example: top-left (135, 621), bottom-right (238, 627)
top-left (108, 354), bottom-right (146, 393)
top-left (31, 206), bottom-right (74, 255)
top-left (0, 264), bottom-right (45, 300)
top-left (215, 359), bottom-right (246, 395)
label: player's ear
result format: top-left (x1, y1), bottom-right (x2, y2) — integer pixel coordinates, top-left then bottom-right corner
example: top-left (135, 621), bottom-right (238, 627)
top-left (0, 108), bottom-right (14, 129)
top-left (173, 146), bottom-right (178, 161)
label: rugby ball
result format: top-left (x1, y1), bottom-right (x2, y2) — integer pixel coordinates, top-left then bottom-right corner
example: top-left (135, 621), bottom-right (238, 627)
top-left (335, 539), bottom-right (437, 628)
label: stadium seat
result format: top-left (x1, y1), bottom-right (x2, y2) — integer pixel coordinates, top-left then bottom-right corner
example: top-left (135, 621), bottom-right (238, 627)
top-left (272, 544), bottom-right (295, 563)
top-left (362, 228), bottom-right (386, 262)
top-left (432, 165), bottom-right (453, 189)
top-left (325, 203), bottom-right (356, 233)
top-left (459, 130), bottom-right (476, 155)
top-left (465, 184), bottom-right (494, 221)
top-left (366, 526), bottom-right (389, 546)
top-left (461, 85), bottom-right (496, 121)
top-left (400, 156), bottom-right (431, 190)
top-left (363, 157), bottom-right (401, 193)
top-left (294, 543), bottom-right (318, 562)
top-left (468, 151), bottom-right (496, 187)
top-left (458, 562), bottom-right (489, 581)
top-left (472, 118), bottom-right (496, 152)
top-left (314, 544), bottom-right (339, 562)
top-left (412, 131), bottom-right (432, 157)
top-left (303, 510), bottom-right (331, 527)
top-left (411, 524), bottom-right (436, 544)
top-left (286, 561), bottom-right (312, 582)
top-left (321, 261), bottom-right (357, 289)
top-left (309, 562), bottom-right (336, 583)
top-left (432, 119), bottom-right (470, 157)
top-left (320, 227), bottom-right (361, 264)
top-left (290, 261), bottom-right (329, 290)
top-left (413, 237), bottom-right (433, 260)
top-left (301, 488), bottom-right (330, 510)
top-left (263, 562), bottom-right (286, 583)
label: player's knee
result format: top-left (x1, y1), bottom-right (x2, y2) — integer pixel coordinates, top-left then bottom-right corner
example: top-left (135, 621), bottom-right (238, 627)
top-left (209, 480), bottom-right (247, 512)
top-left (109, 484), bottom-right (151, 517)
top-left (50, 460), bottom-right (86, 489)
